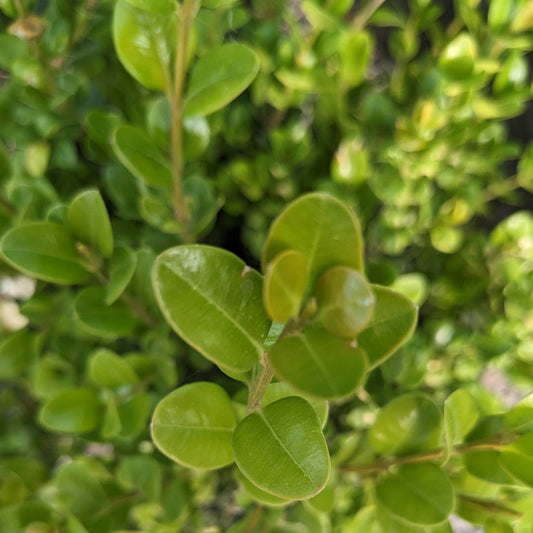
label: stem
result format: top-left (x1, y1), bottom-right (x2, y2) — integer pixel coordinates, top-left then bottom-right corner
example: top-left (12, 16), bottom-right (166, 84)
top-left (351, 0), bottom-right (387, 32)
top-left (339, 434), bottom-right (517, 475)
top-left (459, 494), bottom-right (522, 519)
top-left (247, 352), bottom-right (275, 413)
top-left (170, 0), bottom-right (197, 241)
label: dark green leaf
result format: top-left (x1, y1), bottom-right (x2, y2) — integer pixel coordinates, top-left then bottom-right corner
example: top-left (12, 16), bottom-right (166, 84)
top-left (0, 330), bottom-right (39, 379)
top-left (105, 244), bottom-right (137, 305)
top-left (184, 43), bottom-right (259, 117)
top-left (74, 286), bottom-right (139, 338)
top-left (113, 124), bottom-right (172, 188)
top-left (500, 434), bottom-right (533, 487)
top-left (0, 223), bottom-right (91, 285)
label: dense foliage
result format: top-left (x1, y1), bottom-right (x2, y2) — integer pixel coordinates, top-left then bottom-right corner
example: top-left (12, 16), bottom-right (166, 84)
top-left (1, 0), bottom-right (533, 531)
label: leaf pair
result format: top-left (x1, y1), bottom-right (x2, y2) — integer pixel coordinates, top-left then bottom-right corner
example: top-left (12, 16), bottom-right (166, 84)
top-left (151, 381), bottom-right (330, 501)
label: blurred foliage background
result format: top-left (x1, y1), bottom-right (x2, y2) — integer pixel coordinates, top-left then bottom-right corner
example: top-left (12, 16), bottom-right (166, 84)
top-left (1, 0), bottom-right (533, 531)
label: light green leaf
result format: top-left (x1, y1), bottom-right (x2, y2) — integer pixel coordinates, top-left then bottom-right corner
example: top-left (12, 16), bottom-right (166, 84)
top-left (105, 244), bottom-right (137, 305)
top-left (68, 189), bottom-right (114, 258)
top-left (444, 389), bottom-right (479, 460)
top-left (500, 434), bottom-right (533, 487)
top-left (202, 0), bottom-right (238, 8)
top-left (151, 382), bottom-right (236, 469)
top-left (31, 355), bottom-right (74, 400)
top-left (438, 33), bottom-right (477, 81)
top-left (113, 0), bottom-right (174, 90)
top-left (113, 124), bottom-right (172, 188)
top-left (357, 285), bottom-right (418, 369)
top-left (503, 392), bottom-right (533, 433)
top-left (263, 249), bottom-right (308, 322)
top-left (262, 193), bottom-right (363, 288)
top-left (269, 326), bottom-right (367, 400)
top-left (184, 43), bottom-right (259, 117)
top-left (74, 286), bottom-right (139, 338)
top-left (0, 223), bottom-right (91, 285)
top-left (338, 31), bottom-right (373, 88)
top-left (117, 392), bottom-right (151, 439)
top-left (152, 245), bottom-right (271, 372)
top-left (233, 396), bottom-right (330, 500)
top-left (376, 463), bottom-right (454, 526)
top-left (316, 266), bottom-right (375, 338)
top-left (0, 330), bottom-right (39, 379)
top-left (117, 455), bottom-right (162, 502)
top-left (390, 273), bottom-right (429, 307)
top-left (39, 387), bottom-right (102, 434)
top-left (88, 348), bottom-right (139, 389)
top-left (370, 393), bottom-right (442, 456)
top-left (464, 450), bottom-right (515, 484)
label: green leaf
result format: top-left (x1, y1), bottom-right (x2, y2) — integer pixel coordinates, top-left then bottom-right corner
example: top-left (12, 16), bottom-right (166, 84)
top-left (262, 193), bottom-right (364, 288)
top-left (31, 355), bottom-right (74, 400)
top-left (269, 326), bottom-right (367, 400)
top-left (117, 392), bottom-right (151, 439)
top-left (316, 266), bottom-right (375, 338)
top-left (464, 450), bottom-right (515, 485)
top-left (0, 222), bottom-right (91, 285)
top-left (338, 31), bottom-right (373, 88)
top-left (68, 189), bottom-right (114, 258)
top-left (0, 141), bottom-right (11, 179)
top-left (153, 245), bottom-right (271, 372)
top-left (263, 249), bottom-right (308, 322)
top-left (233, 396), bottom-right (330, 500)
top-left (88, 348), bottom-right (139, 389)
top-left (105, 244), bottom-right (137, 305)
top-left (376, 463), bottom-right (454, 526)
top-left (261, 381), bottom-right (329, 428)
top-left (113, 124), bottom-right (172, 188)
top-left (151, 382), bottom-right (236, 469)
top-left (438, 33), bottom-right (477, 81)
top-left (444, 389), bottom-right (479, 462)
top-left (370, 393), bottom-right (442, 456)
top-left (357, 285), bottom-right (418, 369)
top-left (74, 286), bottom-right (139, 338)
top-left (235, 467), bottom-right (290, 507)
top-left (39, 387), bottom-right (102, 434)
top-left (122, 0), bottom-right (175, 14)
top-left (113, 0), bottom-right (174, 90)
top-left (184, 43), bottom-right (259, 117)
top-left (503, 392), bottom-right (533, 433)
top-left (0, 330), bottom-right (39, 379)
top-left (117, 455), bottom-right (162, 502)
top-left (500, 434), bottom-right (533, 487)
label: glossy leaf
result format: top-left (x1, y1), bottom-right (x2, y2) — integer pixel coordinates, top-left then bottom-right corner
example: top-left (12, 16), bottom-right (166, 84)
top-left (113, 124), bottom-right (172, 188)
top-left (316, 266), bottom-right (375, 338)
top-left (269, 327), bottom-right (367, 400)
top-left (438, 33), bottom-right (477, 81)
top-left (153, 245), bottom-right (271, 372)
top-left (39, 387), bottom-right (102, 434)
top-left (376, 463), bottom-right (454, 526)
top-left (88, 348), bottom-right (139, 389)
top-left (68, 189), bottom-right (114, 258)
top-left (370, 393), bottom-right (442, 456)
top-left (184, 43), bottom-right (259, 117)
top-left (357, 285), bottom-right (417, 369)
top-left (263, 249), bottom-right (308, 322)
top-left (74, 286), bottom-right (139, 338)
top-left (262, 193), bottom-right (363, 287)
top-left (233, 396), bottom-right (330, 500)
top-left (0, 222), bottom-right (91, 285)
top-left (113, 0), bottom-right (174, 90)
top-left (500, 434), bottom-right (533, 487)
top-left (261, 382), bottom-right (328, 428)
top-left (151, 382), bottom-right (236, 469)
top-left (105, 244), bottom-right (137, 305)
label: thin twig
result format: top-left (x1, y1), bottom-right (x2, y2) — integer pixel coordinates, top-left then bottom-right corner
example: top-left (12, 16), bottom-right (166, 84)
top-left (351, 0), bottom-right (388, 32)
